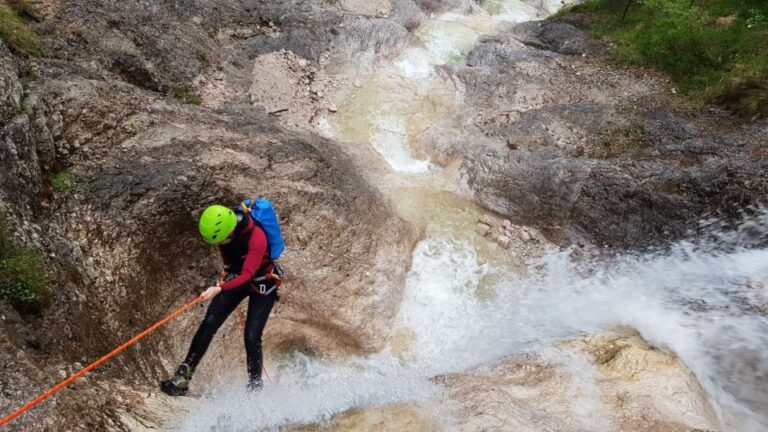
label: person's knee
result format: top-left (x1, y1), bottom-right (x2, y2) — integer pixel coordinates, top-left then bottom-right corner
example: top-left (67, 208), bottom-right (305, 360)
top-left (203, 313), bottom-right (226, 330)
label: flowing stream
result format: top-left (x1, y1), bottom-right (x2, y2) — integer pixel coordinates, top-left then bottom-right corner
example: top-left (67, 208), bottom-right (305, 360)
top-left (175, 1), bottom-right (768, 431)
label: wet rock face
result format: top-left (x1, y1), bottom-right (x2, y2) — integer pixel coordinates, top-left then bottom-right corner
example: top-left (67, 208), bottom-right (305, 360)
top-left (442, 330), bottom-right (719, 431)
top-left (448, 20), bottom-right (768, 248)
top-left (1, 2), bottom-right (419, 428)
top-left (293, 405), bottom-right (439, 432)
top-left (41, 78), bottom-right (416, 358)
top-left (1, 79), bottom-right (416, 430)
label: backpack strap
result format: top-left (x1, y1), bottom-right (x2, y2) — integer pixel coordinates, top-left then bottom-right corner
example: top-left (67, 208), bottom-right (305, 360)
top-left (241, 196), bottom-right (257, 213)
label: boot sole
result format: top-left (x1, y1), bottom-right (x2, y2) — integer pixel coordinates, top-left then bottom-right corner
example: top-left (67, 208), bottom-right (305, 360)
top-left (160, 382), bottom-right (188, 396)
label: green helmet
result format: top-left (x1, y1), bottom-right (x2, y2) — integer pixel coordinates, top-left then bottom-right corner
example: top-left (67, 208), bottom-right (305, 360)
top-left (199, 205), bottom-right (237, 244)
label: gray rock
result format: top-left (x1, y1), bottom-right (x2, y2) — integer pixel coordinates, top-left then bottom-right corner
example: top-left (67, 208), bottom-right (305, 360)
top-left (109, 52), bottom-right (165, 92)
top-left (508, 18), bottom-right (600, 56)
top-left (443, 23), bottom-right (768, 249)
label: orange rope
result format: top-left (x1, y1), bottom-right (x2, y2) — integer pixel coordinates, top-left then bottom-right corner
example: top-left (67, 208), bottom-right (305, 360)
top-left (0, 296), bottom-right (204, 428)
top-left (235, 306), bottom-right (246, 330)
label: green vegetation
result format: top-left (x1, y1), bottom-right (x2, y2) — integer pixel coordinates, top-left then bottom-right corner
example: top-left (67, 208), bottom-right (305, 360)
top-left (50, 169), bottom-right (74, 191)
top-left (0, 1), bottom-right (40, 55)
top-left (169, 84), bottom-right (203, 105)
top-left (5, 0), bottom-right (39, 20)
top-left (563, 0), bottom-right (768, 117)
top-left (0, 213), bottom-right (50, 314)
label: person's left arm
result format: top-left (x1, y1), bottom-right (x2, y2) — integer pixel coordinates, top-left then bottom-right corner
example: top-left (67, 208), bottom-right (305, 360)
top-left (218, 231), bottom-right (267, 291)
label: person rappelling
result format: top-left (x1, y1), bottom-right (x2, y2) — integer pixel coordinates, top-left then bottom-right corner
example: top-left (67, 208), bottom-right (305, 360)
top-left (160, 198), bottom-right (285, 396)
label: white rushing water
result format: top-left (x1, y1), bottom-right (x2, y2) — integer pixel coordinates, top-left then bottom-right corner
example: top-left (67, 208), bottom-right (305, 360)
top-left (177, 0), bottom-right (768, 430)
top-left (336, 0), bottom-right (547, 174)
top-left (179, 211), bottom-right (768, 431)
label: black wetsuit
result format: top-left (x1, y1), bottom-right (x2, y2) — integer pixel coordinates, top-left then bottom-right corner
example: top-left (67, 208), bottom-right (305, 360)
top-left (183, 212), bottom-right (278, 383)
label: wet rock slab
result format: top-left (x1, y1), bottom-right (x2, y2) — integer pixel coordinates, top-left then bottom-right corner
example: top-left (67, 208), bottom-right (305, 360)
top-left (439, 19), bottom-right (768, 248)
top-left (442, 329), bottom-right (719, 431)
top-left (282, 329), bottom-right (719, 432)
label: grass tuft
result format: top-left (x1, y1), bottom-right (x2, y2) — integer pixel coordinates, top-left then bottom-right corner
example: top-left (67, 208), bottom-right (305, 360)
top-left (562, 0), bottom-right (768, 118)
top-left (0, 2), bottom-right (40, 56)
top-left (5, 0), bottom-right (39, 21)
top-left (50, 169), bottom-right (74, 191)
top-left (169, 84), bottom-right (203, 105)
top-left (0, 213), bottom-right (50, 314)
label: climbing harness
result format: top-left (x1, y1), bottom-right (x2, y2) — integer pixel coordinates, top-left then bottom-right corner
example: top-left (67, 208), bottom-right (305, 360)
top-left (251, 263), bottom-right (284, 296)
top-left (220, 263), bottom-right (284, 298)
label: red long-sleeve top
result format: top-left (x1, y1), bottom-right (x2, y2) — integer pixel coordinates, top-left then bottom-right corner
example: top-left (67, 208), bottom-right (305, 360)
top-left (218, 215), bottom-right (270, 291)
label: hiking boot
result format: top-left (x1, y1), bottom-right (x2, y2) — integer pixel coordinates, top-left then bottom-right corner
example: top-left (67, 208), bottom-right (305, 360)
top-left (160, 363), bottom-right (194, 396)
top-left (246, 378), bottom-right (264, 393)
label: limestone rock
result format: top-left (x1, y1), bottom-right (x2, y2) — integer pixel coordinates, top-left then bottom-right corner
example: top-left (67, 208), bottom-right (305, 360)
top-left (444, 329), bottom-right (720, 432)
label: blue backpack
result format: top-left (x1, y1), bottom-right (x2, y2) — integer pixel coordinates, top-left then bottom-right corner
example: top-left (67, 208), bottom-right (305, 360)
top-left (240, 197), bottom-right (285, 260)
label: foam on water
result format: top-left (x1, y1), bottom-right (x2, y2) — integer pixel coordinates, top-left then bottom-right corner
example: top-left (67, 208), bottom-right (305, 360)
top-left (179, 0), bottom-right (768, 428)
top-left (370, 109), bottom-right (433, 174)
top-left (394, 48), bottom-right (433, 80)
top-left (416, 17), bottom-right (487, 64)
top-left (397, 214), bottom-right (768, 430)
top-left (336, 63), bottom-right (453, 174)
top-left (180, 212), bottom-right (768, 431)
top-left (177, 353), bottom-right (438, 431)
top-left (336, 0), bottom-right (547, 174)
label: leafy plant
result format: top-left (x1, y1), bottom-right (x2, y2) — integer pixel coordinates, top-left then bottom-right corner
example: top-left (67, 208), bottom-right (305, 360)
top-left (745, 8), bottom-right (766, 29)
top-left (0, 247), bottom-right (50, 313)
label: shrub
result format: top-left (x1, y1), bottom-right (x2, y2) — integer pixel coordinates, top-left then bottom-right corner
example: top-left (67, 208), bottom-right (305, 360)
top-left (0, 214), bottom-right (51, 314)
top-left (0, 246), bottom-right (50, 313)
